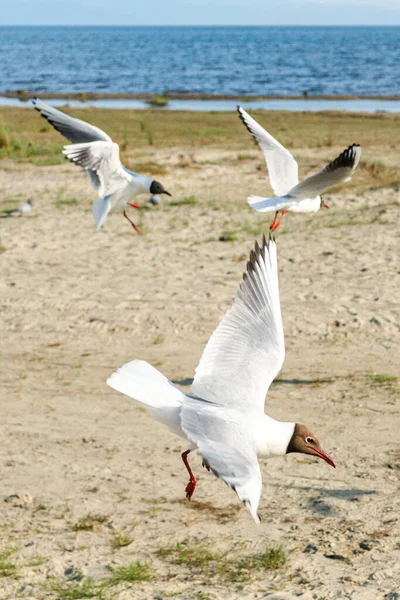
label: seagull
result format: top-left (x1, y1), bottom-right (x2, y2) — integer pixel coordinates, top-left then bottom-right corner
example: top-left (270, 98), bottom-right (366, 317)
top-left (107, 235), bottom-right (336, 522)
top-left (237, 105), bottom-right (361, 231)
top-left (9, 198), bottom-right (33, 216)
top-left (32, 98), bottom-right (171, 232)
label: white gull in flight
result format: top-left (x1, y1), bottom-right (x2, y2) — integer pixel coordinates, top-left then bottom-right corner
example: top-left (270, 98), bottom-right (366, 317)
top-left (107, 235), bottom-right (335, 522)
top-left (237, 105), bottom-right (361, 231)
top-left (32, 98), bottom-right (171, 232)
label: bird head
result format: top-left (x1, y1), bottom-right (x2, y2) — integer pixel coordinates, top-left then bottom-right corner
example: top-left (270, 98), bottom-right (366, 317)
top-left (150, 180), bottom-right (171, 197)
top-left (287, 423), bottom-right (336, 468)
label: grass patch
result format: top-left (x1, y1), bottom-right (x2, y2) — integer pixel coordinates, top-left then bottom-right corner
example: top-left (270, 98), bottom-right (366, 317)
top-left (0, 127), bottom-right (10, 149)
top-left (169, 195), bottom-right (198, 207)
top-left (158, 541), bottom-right (222, 570)
top-left (0, 549), bottom-right (17, 577)
top-left (218, 230), bottom-right (237, 242)
top-left (49, 579), bottom-right (109, 599)
top-left (236, 152), bottom-right (255, 161)
top-left (109, 561), bottom-right (151, 584)
top-left (111, 533), bottom-right (134, 549)
top-left (1, 106), bottom-right (399, 192)
top-left (158, 540), bottom-right (287, 585)
top-left (369, 373), bottom-right (398, 387)
top-left (55, 195), bottom-right (79, 209)
top-left (72, 514), bottom-right (109, 532)
top-left (148, 94), bottom-right (169, 107)
top-left (129, 160), bottom-right (167, 175)
top-left (241, 220), bottom-right (268, 237)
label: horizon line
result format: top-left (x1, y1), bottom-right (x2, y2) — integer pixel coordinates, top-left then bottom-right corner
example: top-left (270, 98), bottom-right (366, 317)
top-left (1, 23), bottom-right (400, 27)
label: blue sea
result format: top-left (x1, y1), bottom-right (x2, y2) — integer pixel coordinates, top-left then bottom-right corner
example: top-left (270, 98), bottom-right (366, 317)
top-left (1, 26), bottom-right (399, 97)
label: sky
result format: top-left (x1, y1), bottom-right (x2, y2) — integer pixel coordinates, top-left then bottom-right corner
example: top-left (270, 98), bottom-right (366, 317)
top-left (2, 0), bottom-right (400, 26)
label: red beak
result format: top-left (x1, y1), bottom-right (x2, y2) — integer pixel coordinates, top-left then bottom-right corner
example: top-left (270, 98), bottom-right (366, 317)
top-left (322, 201), bottom-right (329, 209)
top-left (310, 447), bottom-right (336, 468)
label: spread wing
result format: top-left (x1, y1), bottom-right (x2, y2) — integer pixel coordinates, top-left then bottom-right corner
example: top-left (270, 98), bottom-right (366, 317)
top-left (181, 400), bottom-right (262, 523)
top-left (288, 144), bottom-right (361, 200)
top-left (62, 141), bottom-right (129, 198)
top-left (32, 98), bottom-right (111, 143)
top-left (191, 235), bottom-right (284, 412)
top-left (237, 105), bottom-right (299, 196)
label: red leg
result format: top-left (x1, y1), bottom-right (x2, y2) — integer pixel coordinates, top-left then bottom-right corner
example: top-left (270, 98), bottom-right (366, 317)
top-left (123, 209), bottom-right (141, 234)
top-left (269, 210), bottom-right (279, 231)
top-left (181, 450), bottom-right (197, 501)
top-left (271, 210), bottom-right (287, 231)
top-left (127, 202), bottom-right (141, 209)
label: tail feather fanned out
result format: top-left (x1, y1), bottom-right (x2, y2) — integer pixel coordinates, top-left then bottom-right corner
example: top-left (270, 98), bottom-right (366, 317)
top-left (107, 360), bottom-right (185, 409)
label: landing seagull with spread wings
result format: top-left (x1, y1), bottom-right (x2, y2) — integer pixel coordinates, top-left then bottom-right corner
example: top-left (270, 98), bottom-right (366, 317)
top-left (32, 98), bottom-right (171, 232)
top-left (237, 105), bottom-right (361, 231)
top-left (107, 236), bottom-right (335, 522)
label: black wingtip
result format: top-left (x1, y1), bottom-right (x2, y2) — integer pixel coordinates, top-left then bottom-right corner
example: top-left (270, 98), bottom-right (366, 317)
top-left (326, 143), bottom-right (361, 172)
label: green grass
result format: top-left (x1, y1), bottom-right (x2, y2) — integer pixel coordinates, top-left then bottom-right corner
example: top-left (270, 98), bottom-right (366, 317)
top-left (109, 561), bottom-right (151, 584)
top-left (1, 106), bottom-right (398, 192)
top-left (0, 127), bottom-right (10, 149)
top-left (369, 373), bottom-right (398, 386)
top-left (158, 540), bottom-right (287, 585)
top-left (55, 195), bottom-right (79, 209)
top-left (169, 195), bottom-right (199, 207)
top-left (158, 541), bottom-right (222, 570)
top-left (218, 230), bottom-right (237, 242)
top-left (148, 94), bottom-right (169, 107)
top-left (111, 533), bottom-right (134, 549)
top-left (71, 514), bottom-right (109, 532)
top-left (0, 549), bottom-right (17, 577)
top-left (49, 579), bottom-right (109, 599)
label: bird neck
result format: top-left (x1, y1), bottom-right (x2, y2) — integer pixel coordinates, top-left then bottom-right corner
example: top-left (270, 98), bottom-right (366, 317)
top-left (257, 415), bottom-right (295, 458)
top-left (126, 169), bottom-right (153, 193)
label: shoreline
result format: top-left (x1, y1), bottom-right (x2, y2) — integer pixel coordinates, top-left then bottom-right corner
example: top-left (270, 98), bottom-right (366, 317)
top-left (2, 90), bottom-right (400, 101)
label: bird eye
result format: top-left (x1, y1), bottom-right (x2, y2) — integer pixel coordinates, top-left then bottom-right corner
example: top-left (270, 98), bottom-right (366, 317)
top-left (305, 437), bottom-right (314, 444)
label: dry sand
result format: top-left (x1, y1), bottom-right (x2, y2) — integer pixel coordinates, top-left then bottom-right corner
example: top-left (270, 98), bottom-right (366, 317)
top-left (0, 137), bottom-right (399, 600)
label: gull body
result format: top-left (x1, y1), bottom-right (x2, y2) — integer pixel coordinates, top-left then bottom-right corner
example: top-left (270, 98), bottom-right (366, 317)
top-left (10, 198), bottom-right (33, 216)
top-left (237, 105), bottom-right (361, 230)
top-left (107, 236), bottom-right (335, 522)
top-left (32, 98), bottom-right (171, 231)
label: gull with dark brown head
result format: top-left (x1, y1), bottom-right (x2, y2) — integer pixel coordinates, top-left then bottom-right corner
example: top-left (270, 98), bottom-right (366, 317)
top-left (32, 98), bottom-right (171, 232)
top-left (237, 105), bottom-right (361, 231)
top-left (107, 235), bottom-right (335, 522)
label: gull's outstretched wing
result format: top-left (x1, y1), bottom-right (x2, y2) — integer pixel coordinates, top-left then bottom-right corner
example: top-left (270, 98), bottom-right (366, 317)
top-left (32, 98), bottom-right (111, 143)
top-left (62, 141), bottom-right (129, 197)
top-left (237, 106), bottom-right (299, 196)
top-left (288, 144), bottom-right (361, 200)
top-left (191, 235), bottom-right (284, 412)
top-left (181, 400), bottom-right (262, 522)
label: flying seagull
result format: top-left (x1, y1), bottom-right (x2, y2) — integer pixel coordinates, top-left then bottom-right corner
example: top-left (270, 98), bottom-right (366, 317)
top-left (107, 235), bottom-right (335, 522)
top-left (237, 105), bottom-right (361, 231)
top-left (32, 98), bottom-right (171, 232)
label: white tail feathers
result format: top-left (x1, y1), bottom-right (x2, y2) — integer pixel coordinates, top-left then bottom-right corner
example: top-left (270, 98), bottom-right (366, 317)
top-left (248, 195), bottom-right (290, 213)
top-left (92, 197), bottom-right (111, 229)
top-left (107, 360), bottom-right (185, 409)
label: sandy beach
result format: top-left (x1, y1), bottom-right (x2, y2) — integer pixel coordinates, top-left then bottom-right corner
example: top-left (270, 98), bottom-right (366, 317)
top-left (0, 107), bottom-right (399, 600)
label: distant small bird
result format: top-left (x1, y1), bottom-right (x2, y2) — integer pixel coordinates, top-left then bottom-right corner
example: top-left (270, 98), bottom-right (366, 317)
top-left (32, 98), bottom-right (171, 232)
top-left (9, 198), bottom-right (33, 216)
top-left (107, 235), bottom-right (335, 522)
top-left (237, 105), bottom-right (361, 231)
